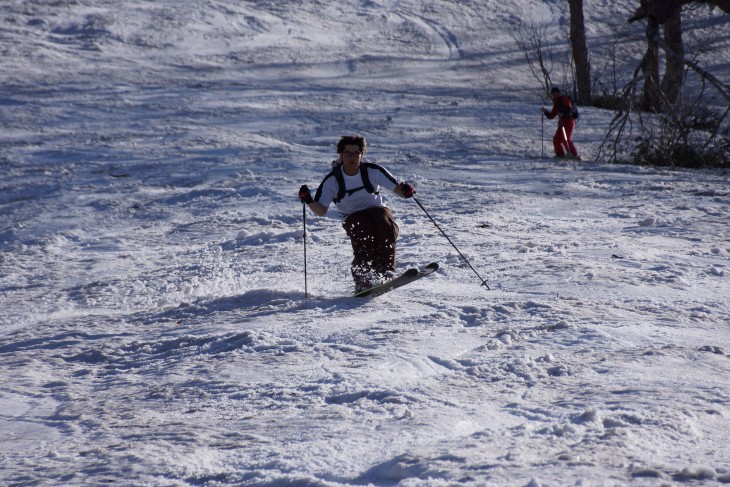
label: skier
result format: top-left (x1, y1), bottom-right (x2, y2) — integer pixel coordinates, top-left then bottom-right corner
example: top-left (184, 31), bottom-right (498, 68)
top-left (299, 135), bottom-right (415, 293)
top-left (542, 87), bottom-right (580, 160)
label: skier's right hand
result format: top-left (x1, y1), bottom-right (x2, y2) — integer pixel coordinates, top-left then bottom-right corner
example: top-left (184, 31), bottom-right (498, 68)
top-left (299, 185), bottom-right (314, 204)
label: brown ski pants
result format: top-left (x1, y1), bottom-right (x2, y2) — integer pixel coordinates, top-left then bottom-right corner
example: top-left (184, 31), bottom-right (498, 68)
top-left (342, 206), bottom-right (399, 286)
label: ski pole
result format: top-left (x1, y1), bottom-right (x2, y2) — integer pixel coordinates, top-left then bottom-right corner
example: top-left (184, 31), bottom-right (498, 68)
top-left (302, 203), bottom-right (308, 299)
top-left (541, 113), bottom-right (545, 158)
top-left (413, 196), bottom-right (490, 290)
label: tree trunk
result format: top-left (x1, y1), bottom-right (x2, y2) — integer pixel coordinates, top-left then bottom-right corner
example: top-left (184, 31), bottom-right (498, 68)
top-left (629, 0), bottom-right (730, 23)
top-left (569, 0), bottom-right (592, 105)
top-left (661, 8), bottom-right (684, 105)
top-left (641, 17), bottom-right (661, 112)
top-left (640, 18), bottom-right (662, 112)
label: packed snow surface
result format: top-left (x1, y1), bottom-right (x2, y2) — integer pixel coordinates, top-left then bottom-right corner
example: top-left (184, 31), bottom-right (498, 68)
top-left (2, 0), bottom-right (729, 485)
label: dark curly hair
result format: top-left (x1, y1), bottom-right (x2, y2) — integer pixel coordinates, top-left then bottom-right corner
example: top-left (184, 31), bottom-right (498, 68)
top-left (336, 134), bottom-right (367, 155)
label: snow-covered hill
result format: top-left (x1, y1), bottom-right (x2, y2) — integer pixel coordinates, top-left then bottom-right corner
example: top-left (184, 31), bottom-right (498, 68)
top-left (2, 0), bottom-right (729, 485)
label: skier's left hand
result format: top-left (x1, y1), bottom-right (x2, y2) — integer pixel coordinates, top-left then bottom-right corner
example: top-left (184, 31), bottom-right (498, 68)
top-left (398, 182), bottom-right (415, 199)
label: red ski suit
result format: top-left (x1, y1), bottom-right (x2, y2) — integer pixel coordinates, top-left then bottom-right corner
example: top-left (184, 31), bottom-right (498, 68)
top-left (545, 95), bottom-right (579, 158)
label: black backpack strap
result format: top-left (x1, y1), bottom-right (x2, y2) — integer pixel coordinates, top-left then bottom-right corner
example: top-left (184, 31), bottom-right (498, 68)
top-left (362, 162), bottom-right (398, 188)
top-left (360, 163), bottom-right (378, 194)
top-left (314, 167), bottom-right (340, 203)
top-left (333, 163), bottom-right (347, 203)
top-left (571, 101), bottom-right (580, 120)
top-left (328, 162), bottom-right (390, 203)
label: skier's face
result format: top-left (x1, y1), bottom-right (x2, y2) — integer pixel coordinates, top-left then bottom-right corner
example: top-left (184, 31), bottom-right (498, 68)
top-left (340, 144), bottom-right (363, 175)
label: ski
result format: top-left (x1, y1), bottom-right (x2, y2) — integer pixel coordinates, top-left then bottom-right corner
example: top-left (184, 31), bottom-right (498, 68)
top-left (353, 262), bottom-right (439, 298)
top-left (526, 154), bottom-right (590, 163)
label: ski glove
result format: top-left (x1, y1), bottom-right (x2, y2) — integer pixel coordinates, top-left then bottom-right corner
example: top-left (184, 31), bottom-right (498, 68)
top-left (399, 182), bottom-right (415, 199)
top-left (299, 185), bottom-right (314, 204)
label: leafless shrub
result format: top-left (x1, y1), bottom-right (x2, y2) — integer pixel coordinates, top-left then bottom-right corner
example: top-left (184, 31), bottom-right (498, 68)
top-left (514, 23), bottom-right (558, 97)
top-left (598, 16), bottom-right (730, 168)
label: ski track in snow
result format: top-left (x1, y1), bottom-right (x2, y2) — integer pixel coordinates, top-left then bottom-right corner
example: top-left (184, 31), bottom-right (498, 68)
top-left (2, 0), bottom-right (730, 485)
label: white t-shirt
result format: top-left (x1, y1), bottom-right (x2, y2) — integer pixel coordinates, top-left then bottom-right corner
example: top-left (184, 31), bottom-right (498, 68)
top-left (315, 163), bottom-right (399, 221)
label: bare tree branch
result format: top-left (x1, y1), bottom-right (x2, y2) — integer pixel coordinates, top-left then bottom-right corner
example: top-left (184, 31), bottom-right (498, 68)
top-left (514, 23), bottom-right (555, 95)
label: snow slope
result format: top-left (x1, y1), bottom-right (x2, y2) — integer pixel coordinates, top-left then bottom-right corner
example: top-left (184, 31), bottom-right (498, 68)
top-left (1, 0), bottom-right (729, 485)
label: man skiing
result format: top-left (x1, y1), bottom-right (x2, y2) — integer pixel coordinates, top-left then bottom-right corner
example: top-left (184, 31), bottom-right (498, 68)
top-left (299, 135), bottom-right (415, 293)
top-left (542, 86), bottom-right (580, 160)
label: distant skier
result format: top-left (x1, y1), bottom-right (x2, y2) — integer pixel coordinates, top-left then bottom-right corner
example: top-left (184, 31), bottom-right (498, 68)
top-left (299, 135), bottom-right (415, 292)
top-left (542, 87), bottom-right (581, 160)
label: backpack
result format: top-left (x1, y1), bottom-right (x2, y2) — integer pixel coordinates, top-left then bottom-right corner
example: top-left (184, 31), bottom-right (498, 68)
top-left (330, 161), bottom-right (379, 203)
top-left (571, 99), bottom-right (580, 120)
top-left (560, 95), bottom-right (580, 120)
